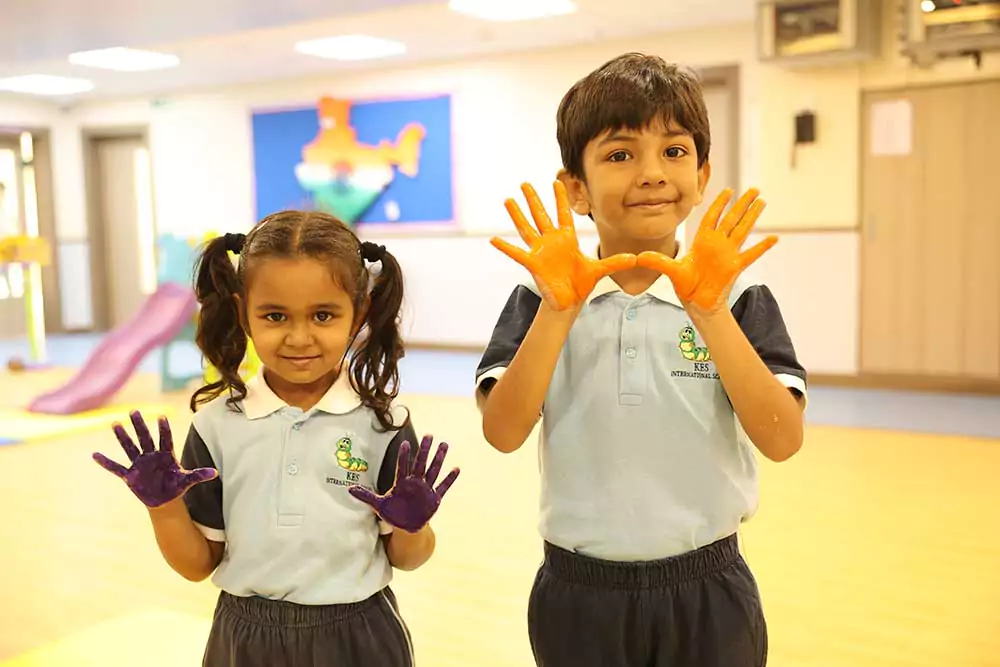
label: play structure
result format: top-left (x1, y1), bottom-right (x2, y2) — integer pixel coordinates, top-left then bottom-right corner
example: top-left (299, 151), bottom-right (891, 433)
top-left (0, 234), bottom-right (51, 366)
top-left (26, 233), bottom-right (260, 416)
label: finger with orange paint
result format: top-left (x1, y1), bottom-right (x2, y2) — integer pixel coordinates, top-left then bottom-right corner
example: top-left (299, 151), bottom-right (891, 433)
top-left (637, 188), bottom-right (778, 312)
top-left (491, 181), bottom-right (637, 311)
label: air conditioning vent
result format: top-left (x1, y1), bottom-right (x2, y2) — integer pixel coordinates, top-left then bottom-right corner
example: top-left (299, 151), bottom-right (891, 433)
top-left (757, 0), bottom-right (881, 66)
top-left (902, 0), bottom-right (1000, 67)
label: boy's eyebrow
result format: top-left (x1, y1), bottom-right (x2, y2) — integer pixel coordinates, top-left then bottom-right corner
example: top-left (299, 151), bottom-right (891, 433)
top-left (599, 129), bottom-right (692, 145)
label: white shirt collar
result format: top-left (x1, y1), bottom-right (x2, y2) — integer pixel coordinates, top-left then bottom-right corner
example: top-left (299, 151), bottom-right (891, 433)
top-left (587, 241), bottom-right (684, 307)
top-left (242, 368), bottom-right (362, 419)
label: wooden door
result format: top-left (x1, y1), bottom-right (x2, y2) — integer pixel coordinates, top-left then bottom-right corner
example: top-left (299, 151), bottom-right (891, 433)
top-left (859, 81), bottom-right (1000, 385)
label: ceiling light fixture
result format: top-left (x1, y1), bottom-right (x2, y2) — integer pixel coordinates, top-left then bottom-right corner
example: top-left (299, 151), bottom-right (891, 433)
top-left (294, 35), bottom-right (406, 61)
top-left (448, 0), bottom-right (577, 21)
top-left (0, 75), bottom-right (94, 96)
top-left (68, 47), bottom-right (180, 72)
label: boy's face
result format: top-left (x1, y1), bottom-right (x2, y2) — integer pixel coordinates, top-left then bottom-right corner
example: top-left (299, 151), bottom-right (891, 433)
top-left (560, 118), bottom-right (710, 246)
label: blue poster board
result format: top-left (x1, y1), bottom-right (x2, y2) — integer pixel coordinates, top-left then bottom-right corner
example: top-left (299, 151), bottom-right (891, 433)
top-left (251, 94), bottom-right (454, 227)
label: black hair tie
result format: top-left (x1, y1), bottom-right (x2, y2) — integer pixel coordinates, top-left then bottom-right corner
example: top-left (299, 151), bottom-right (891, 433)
top-left (360, 241), bottom-right (386, 263)
top-left (224, 233), bottom-right (246, 254)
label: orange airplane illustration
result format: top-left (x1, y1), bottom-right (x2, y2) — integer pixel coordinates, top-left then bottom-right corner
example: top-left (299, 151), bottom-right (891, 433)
top-left (301, 97), bottom-right (426, 178)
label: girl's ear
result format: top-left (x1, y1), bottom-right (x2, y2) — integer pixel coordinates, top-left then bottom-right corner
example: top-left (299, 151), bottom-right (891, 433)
top-left (233, 293), bottom-right (250, 336)
top-left (351, 297), bottom-right (370, 338)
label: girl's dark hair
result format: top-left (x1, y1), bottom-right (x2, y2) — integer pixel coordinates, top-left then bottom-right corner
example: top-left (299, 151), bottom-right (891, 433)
top-left (189, 210), bottom-right (406, 430)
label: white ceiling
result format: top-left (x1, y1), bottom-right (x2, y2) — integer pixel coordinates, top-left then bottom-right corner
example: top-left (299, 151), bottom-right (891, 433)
top-left (0, 0), bottom-right (754, 101)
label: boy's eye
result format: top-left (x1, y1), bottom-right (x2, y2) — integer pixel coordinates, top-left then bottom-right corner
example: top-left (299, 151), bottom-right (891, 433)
top-left (666, 146), bottom-right (688, 158)
top-left (608, 150), bottom-right (630, 162)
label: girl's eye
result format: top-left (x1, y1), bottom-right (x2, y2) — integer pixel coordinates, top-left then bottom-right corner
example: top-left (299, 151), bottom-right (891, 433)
top-left (666, 146), bottom-right (688, 159)
top-left (264, 313), bottom-right (285, 323)
top-left (608, 150), bottom-right (630, 162)
top-left (314, 311), bottom-right (335, 323)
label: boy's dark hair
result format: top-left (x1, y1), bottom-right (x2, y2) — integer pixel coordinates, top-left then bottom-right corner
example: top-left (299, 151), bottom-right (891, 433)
top-left (557, 52), bottom-right (711, 180)
top-left (190, 210), bottom-right (406, 431)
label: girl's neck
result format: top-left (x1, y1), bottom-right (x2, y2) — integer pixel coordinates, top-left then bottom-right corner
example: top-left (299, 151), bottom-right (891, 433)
top-left (263, 367), bottom-right (339, 411)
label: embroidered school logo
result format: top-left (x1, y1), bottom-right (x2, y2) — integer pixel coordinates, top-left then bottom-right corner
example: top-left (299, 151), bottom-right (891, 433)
top-left (336, 436), bottom-right (368, 472)
top-left (670, 324), bottom-right (720, 380)
top-left (326, 435), bottom-right (370, 487)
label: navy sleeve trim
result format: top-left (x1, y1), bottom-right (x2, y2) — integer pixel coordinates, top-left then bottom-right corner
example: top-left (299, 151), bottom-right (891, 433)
top-left (475, 284), bottom-right (542, 393)
top-left (731, 284), bottom-right (807, 394)
top-left (179, 424), bottom-right (225, 535)
top-left (377, 418), bottom-right (419, 495)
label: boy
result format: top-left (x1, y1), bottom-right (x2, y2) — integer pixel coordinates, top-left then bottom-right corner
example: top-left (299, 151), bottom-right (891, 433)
top-left (475, 53), bottom-right (807, 666)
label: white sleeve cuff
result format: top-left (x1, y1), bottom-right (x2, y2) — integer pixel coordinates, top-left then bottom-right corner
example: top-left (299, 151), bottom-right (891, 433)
top-left (194, 522), bottom-right (226, 543)
top-left (775, 372), bottom-right (808, 411)
top-left (378, 519), bottom-right (394, 535)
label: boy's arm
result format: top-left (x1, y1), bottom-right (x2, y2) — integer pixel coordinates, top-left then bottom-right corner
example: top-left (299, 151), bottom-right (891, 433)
top-left (377, 419), bottom-right (435, 571)
top-left (693, 284), bottom-right (806, 462)
top-left (151, 425), bottom-right (226, 581)
top-left (476, 285), bottom-right (578, 454)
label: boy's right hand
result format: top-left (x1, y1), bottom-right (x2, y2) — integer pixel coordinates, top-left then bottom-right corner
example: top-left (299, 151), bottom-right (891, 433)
top-left (93, 411), bottom-right (217, 509)
top-left (491, 181), bottom-right (636, 311)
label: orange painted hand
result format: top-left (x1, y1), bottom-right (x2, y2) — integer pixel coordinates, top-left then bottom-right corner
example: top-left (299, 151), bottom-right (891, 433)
top-left (491, 181), bottom-right (637, 310)
top-left (637, 188), bottom-right (778, 312)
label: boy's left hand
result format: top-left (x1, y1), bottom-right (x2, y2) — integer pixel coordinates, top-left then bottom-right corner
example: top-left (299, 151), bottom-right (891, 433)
top-left (348, 435), bottom-right (459, 533)
top-left (637, 188), bottom-right (777, 315)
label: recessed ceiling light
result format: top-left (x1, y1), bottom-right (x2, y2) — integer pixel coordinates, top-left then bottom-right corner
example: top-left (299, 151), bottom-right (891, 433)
top-left (68, 47), bottom-right (180, 72)
top-left (448, 0), bottom-right (577, 21)
top-left (294, 35), bottom-right (406, 61)
top-left (0, 75), bottom-right (94, 96)
top-left (920, 0), bottom-right (936, 12)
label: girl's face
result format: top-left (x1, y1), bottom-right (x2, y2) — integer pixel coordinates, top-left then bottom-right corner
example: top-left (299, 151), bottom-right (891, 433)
top-left (241, 256), bottom-right (360, 396)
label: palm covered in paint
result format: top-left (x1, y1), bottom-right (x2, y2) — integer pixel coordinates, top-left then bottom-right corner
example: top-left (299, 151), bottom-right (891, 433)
top-left (491, 181), bottom-right (637, 310)
top-left (638, 187), bottom-right (778, 313)
top-left (348, 435), bottom-right (459, 533)
top-left (93, 411), bottom-right (217, 508)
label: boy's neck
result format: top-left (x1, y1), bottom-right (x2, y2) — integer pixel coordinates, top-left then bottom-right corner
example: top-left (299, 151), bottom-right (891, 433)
top-left (597, 233), bottom-right (679, 297)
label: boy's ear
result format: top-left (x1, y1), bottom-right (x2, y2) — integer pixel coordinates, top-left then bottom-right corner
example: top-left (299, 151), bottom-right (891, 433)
top-left (557, 168), bottom-right (592, 217)
top-left (695, 159), bottom-right (712, 205)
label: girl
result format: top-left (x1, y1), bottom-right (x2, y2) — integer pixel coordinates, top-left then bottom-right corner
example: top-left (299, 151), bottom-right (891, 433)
top-left (93, 210), bottom-right (460, 666)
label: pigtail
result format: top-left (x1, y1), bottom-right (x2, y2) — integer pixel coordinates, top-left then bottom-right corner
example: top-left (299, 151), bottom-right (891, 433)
top-left (190, 235), bottom-right (248, 412)
top-left (350, 246), bottom-right (405, 431)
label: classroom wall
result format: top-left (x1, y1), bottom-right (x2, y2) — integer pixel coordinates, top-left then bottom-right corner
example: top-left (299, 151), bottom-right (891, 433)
top-left (1, 0), bottom-right (998, 378)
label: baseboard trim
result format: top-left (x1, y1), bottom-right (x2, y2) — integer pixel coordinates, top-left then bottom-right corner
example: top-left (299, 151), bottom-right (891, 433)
top-left (810, 373), bottom-right (1000, 396)
top-left (406, 341), bottom-right (485, 353)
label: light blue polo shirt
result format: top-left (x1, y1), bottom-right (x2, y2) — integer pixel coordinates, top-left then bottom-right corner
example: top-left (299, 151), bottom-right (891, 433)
top-left (180, 369), bottom-right (417, 605)
top-left (476, 269), bottom-right (807, 562)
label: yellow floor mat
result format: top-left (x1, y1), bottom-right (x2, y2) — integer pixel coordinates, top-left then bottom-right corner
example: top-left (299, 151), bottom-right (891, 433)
top-left (0, 609), bottom-right (211, 666)
top-left (0, 404), bottom-right (177, 442)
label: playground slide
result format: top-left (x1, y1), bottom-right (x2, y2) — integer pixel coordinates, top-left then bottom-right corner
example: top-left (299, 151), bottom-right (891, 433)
top-left (27, 282), bottom-right (199, 415)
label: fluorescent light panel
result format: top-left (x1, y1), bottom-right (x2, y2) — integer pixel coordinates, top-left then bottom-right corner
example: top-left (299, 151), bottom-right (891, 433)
top-left (0, 75), bottom-right (94, 95)
top-left (295, 35), bottom-right (406, 61)
top-left (69, 47), bottom-right (179, 71)
top-left (448, 0), bottom-right (577, 21)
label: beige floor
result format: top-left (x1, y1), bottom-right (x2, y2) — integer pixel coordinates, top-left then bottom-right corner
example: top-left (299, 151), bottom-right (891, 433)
top-left (1, 368), bottom-right (998, 666)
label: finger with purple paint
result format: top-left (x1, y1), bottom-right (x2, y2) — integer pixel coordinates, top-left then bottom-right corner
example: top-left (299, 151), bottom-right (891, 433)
top-left (92, 410), bottom-right (218, 508)
top-left (348, 434), bottom-right (460, 533)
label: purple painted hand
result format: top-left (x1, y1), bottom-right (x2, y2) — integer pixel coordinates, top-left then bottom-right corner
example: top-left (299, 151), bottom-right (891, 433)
top-left (92, 410), bottom-right (217, 508)
top-left (348, 435), bottom-right (460, 533)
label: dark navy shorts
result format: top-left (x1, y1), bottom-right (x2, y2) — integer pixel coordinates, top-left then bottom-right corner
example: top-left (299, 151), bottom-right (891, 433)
top-left (527, 533), bottom-right (768, 666)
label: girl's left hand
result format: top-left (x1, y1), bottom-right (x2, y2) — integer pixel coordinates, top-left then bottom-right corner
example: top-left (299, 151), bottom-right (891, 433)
top-left (348, 435), bottom-right (459, 533)
top-left (637, 188), bottom-right (777, 316)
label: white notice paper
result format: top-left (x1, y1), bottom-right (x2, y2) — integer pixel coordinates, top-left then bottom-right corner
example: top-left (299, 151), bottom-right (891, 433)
top-left (870, 99), bottom-right (912, 157)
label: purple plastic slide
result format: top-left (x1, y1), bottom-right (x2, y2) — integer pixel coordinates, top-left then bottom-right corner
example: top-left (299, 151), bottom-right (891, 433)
top-left (28, 282), bottom-right (198, 415)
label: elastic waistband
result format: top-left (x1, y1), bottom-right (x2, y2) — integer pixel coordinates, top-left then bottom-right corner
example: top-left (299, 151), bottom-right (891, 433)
top-left (217, 590), bottom-right (382, 628)
top-left (542, 534), bottom-right (741, 590)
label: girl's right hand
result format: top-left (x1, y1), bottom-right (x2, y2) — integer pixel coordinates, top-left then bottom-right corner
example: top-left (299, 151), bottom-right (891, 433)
top-left (490, 181), bottom-right (637, 311)
top-left (93, 411), bottom-right (217, 509)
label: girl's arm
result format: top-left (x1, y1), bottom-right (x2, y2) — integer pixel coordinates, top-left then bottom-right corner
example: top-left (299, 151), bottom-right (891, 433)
top-left (382, 524), bottom-right (435, 571)
top-left (147, 497), bottom-right (225, 581)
